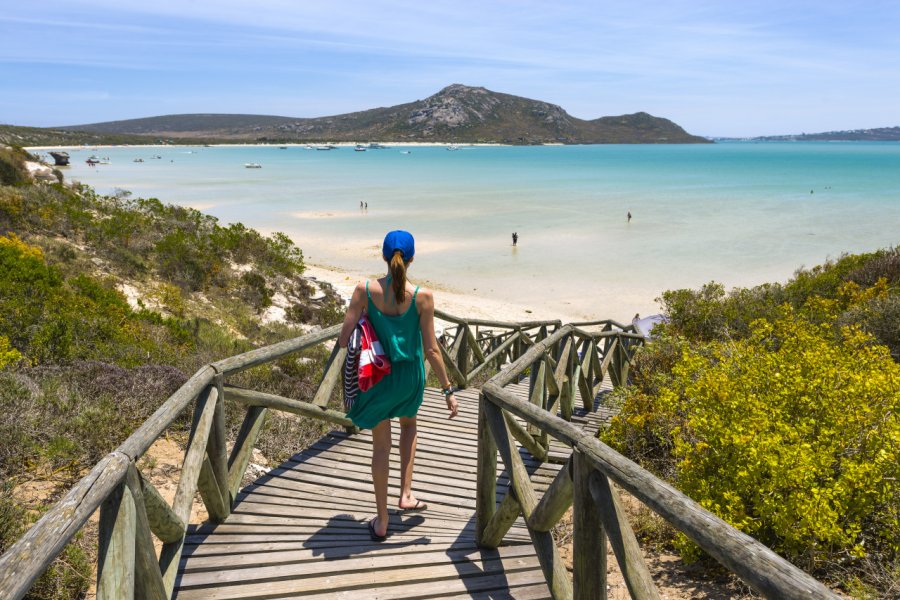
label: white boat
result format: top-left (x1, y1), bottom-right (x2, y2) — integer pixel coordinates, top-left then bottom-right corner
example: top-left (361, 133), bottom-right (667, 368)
top-left (446, 145), bottom-right (459, 151)
top-left (354, 145), bottom-right (367, 152)
top-left (244, 163), bottom-right (262, 169)
top-left (400, 150), bottom-right (411, 154)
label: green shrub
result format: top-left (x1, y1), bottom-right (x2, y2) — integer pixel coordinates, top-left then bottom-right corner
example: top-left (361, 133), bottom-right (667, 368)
top-left (604, 308), bottom-right (900, 569)
top-left (0, 147), bottom-right (30, 186)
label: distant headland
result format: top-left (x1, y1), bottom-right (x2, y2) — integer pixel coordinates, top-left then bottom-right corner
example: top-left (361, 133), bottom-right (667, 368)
top-left (0, 84), bottom-right (709, 146)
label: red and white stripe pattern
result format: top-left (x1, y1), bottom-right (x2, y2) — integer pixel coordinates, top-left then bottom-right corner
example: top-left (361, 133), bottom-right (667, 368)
top-left (357, 315), bottom-right (391, 391)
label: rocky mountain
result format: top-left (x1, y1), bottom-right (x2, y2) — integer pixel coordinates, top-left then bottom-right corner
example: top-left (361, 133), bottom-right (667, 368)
top-left (59, 84), bottom-right (708, 144)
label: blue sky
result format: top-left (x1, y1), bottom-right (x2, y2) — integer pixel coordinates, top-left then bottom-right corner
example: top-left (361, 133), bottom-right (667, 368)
top-left (2, 0), bottom-right (898, 136)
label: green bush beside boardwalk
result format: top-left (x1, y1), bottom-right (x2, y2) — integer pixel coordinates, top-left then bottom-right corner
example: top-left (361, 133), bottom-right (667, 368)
top-left (604, 248), bottom-right (900, 596)
top-left (0, 149), bottom-right (343, 598)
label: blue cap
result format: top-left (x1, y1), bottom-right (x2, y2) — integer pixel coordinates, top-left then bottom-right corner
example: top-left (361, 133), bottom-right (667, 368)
top-left (382, 230), bottom-right (415, 261)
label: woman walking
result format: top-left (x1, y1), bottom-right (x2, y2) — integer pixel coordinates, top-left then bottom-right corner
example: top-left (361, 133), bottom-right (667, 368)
top-left (339, 230), bottom-right (458, 541)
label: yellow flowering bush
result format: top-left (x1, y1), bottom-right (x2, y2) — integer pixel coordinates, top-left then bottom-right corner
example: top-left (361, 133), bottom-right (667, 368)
top-left (604, 307), bottom-right (900, 566)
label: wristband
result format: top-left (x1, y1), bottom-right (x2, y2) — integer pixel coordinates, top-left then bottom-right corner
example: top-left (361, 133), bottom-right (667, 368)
top-left (441, 386), bottom-right (454, 397)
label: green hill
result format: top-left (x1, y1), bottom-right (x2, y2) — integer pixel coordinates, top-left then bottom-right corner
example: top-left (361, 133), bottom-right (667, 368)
top-left (54, 84), bottom-right (708, 145)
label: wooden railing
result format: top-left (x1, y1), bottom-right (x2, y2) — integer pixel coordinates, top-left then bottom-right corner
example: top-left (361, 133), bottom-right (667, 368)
top-left (475, 324), bottom-right (841, 600)
top-left (0, 312), bottom-right (630, 599)
top-left (0, 310), bottom-right (838, 599)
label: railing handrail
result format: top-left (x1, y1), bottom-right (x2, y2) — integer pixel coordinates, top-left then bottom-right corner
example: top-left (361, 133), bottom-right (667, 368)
top-left (0, 309), bottom-right (650, 600)
top-left (0, 324), bottom-right (343, 600)
top-left (479, 348), bottom-right (840, 600)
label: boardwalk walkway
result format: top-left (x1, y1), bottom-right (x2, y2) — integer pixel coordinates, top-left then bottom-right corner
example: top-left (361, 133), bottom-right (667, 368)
top-left (175, 381), bottom-right (613, 599)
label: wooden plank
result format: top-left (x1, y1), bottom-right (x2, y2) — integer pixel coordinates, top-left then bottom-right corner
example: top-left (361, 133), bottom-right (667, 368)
top-left (176, 549), bottom-right (542, 599)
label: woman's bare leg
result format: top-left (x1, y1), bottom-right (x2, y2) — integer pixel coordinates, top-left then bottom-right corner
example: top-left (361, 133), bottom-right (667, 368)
top-left (371, 419), bottom-right (391, 536)
top-left (398, 416), bottom-right (424, 509)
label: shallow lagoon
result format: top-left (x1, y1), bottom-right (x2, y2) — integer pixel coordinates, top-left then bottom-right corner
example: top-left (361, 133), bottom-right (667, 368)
top-left (53, 142), bottom-right (900, 321)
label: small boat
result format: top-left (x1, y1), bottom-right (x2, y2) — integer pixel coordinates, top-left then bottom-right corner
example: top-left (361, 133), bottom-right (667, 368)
top-left (279, 146), bottom-right (288, 149)
top-left (315, 145), bottom-right (336, 151)
top-left (446, 145), bottom-right (459, 151)
top-left (400, 150), bottom-right (411, 155)
top-left (133, 158), bottom-right (144, 163)
top-left (368, 143), bottom-right (387, 149)
top-left (354, 145), bottom-right (367, 152)
top-left (244, 163), bottom-right (262, 168)
top-left (49, 151), bottom-right (70, 166)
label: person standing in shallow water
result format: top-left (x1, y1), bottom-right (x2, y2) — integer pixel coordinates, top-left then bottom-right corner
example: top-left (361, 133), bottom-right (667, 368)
top-left (338, 230), bottom-right (458, 541)
top-left (512, 232), bottom-right (518, 246)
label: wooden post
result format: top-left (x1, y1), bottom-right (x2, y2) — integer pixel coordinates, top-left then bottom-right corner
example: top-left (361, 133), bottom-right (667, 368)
top-left (227, 405), bottom-right (269, 498)
top-left (198, 456), bottom-right (229, 522)
top-left (124, 465), bottom-right (167, 600)
top-left (457, 324), bottom-right (470, 382)
top-left (311, 344), bottom-right (347, 407)
top-left (96, 481), bottom-right (135, 600)
top-left (529, 456), bottom-right (574, 532)
top-left (484, 401), bottom-right (573, 600)
top-left (209, 375), bottom-right (231, 512)
top-left (480, 491), bottom-right (522, 548)
top-left (589, 471), bottom-right (660, 600)
top-left (225, 386), bottom-right (354, 427)
top-left (476, 393), bottom-right (497, 546)
top-left (527, 359), bottom-right (546, 436)
top-left (439, 341), bottom-right (468, 388)
top-left (504, 410), bottom-right (548, 461)
top-left (136, 471), bottom-right (184, 544)
top-left (573, 449), bottom-right (606, 600)
top-left (159, 384), bottom-right (218, 595)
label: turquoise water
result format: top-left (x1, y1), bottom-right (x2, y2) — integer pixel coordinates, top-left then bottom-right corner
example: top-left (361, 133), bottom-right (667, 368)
top-left (49, 143), bottom-right (900, 320)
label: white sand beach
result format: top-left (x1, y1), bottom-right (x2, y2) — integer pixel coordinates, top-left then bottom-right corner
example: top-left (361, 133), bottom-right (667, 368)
top-left (304, 263), bottom-right (586, 325)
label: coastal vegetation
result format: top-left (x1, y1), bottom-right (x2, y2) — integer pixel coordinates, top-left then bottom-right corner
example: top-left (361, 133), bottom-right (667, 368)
top-left (0, 146), bottom-right (344, 598)
top-left (603, 247), bottom-right (900, 596)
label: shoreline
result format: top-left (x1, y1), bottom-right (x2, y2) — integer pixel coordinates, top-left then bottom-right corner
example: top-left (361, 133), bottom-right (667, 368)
top-left (304, 262), bottom-right (586, 325)
top-left (26, 141), bottom-right (512, 151)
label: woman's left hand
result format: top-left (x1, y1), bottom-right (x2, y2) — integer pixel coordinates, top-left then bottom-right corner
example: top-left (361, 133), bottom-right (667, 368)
top-left (446, 393), bottom-right (458, 419)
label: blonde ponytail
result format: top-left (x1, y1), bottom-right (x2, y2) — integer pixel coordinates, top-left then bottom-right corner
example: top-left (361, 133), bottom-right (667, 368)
top-left (389, 250), bottom-right (407, 305)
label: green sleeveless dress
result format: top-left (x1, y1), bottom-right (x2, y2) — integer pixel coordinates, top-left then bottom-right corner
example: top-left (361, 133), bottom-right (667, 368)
top-left (346, 281), bottom-right (426, 430)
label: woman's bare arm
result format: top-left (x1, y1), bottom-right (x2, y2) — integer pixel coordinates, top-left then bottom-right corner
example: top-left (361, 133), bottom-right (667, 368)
top-left (338, 282), bottom-right (367, 348)
top-left (417, 288), bottom-right (458, 418)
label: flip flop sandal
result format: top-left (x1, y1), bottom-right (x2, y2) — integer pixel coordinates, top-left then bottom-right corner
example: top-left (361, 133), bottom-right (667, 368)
top-left (399, 499), bottom-right (428, 513)
top-left (368, 518), bottom-right (387, 542)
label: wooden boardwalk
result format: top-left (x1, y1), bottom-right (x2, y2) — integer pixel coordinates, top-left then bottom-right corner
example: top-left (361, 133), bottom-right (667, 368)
top-left (175, 381), bottom-right (614, 599)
